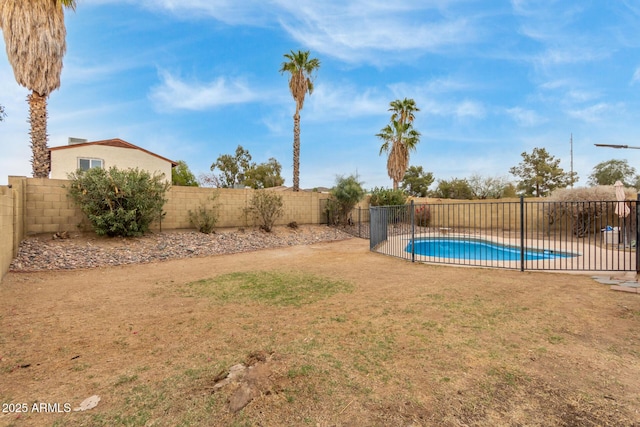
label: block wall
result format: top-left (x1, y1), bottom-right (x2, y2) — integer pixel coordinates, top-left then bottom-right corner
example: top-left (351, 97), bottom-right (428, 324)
top-left (0, 186), bottom-right (15, 282)
top-left (9, 177), bottom-right (334, 235)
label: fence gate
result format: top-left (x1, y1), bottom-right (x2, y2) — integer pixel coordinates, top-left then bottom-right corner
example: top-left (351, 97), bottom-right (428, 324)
top-left (369, 207), bottom-right (388, 249)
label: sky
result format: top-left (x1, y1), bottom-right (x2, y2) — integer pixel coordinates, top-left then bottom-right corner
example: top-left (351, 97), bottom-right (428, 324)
top-left (2, 1), bottom-right (640, 190)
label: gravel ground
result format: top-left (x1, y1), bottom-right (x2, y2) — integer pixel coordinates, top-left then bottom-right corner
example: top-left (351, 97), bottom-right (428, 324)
top-left (9, 225), bottom-right (354, 272)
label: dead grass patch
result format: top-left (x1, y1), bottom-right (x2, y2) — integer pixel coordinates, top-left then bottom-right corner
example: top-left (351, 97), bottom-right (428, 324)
top-left (0, 239), bottom-right (639, 426)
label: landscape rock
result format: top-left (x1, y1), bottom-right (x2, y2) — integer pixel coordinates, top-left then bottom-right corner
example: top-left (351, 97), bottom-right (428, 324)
top-left (10, 226), bottom-right (352, 272)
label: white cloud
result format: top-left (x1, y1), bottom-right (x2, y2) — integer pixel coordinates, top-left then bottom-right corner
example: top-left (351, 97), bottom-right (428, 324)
top-left (149, 70), bottom-right (263, 111)
top-left (506, 107), bottom-right (546, 127)
top-left (567, 103), bottom-right (617, 123)
top-left (454, 100), bottom-right (485, 119)
top-left (632, 67), bottom-right (640, 85)
top-left (305, 83), bottom-right (387, 121)
top-left (278, 3), bottom-right (479, 64)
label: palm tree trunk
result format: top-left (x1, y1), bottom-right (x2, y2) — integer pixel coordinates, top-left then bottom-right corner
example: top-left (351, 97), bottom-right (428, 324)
top-left (28, 91), bottom-right (50, 178)
top-left (293, 110), bottom-right (301, 192)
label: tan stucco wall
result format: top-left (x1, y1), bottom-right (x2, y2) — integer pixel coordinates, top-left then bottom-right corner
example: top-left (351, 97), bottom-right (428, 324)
top-left (50, 145), bottom-right (172, 182)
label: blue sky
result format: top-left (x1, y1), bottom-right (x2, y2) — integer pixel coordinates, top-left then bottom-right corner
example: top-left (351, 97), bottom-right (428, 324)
top-left (3, 1), bottom-right (640, 190)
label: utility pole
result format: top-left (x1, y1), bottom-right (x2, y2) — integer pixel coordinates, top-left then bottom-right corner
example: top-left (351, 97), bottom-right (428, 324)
top-left (570, 133), bottom-right (574, 188)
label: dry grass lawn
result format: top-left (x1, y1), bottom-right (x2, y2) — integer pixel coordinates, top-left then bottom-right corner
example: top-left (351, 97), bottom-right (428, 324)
top-left (1, 237), bottom-right (639, 426)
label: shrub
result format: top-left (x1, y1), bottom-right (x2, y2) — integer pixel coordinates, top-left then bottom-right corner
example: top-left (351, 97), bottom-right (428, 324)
top-left (248, 190), bottom-right (283, 232)
top-left (547, 186), bottom-right (635, 237)
top-left (369, 187), bottom-right (407, 206)
top-left (326, 175), bottom-right (365, 225)
top-left (415, 204), bottom-right (431, 227)
top-left (188, 193), bottom-right (220, 234)
top-left (67, 167), bottom-right (169, 237)
top-left (369, 187), bottom-right (409, 223)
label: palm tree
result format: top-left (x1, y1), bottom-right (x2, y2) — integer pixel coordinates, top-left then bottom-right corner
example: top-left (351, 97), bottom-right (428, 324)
top-left (0, 0), bottom-right (76, 178)
top-left (279, 50), bottom-right (320, 192)
top-left (377, 98), bottom-right (421, 189)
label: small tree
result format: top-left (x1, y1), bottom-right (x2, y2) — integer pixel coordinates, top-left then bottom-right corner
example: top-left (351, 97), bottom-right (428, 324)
top-left (468, 174), bottom-right (514, 199)
top-left (67, 167), bottom-right (169, 237)
top-left (326, 175), bottom-right (365, 225)
top-left (245, 158), bottom-right (285, 189)
top-left (172, 160), bottom-right (199, 186)
top-left (0, 104), bottom-right (5, 121)
top-left (248, 190), bottom-right (284, 232)
top-left (588, 159), bottom-right (637, 187)
top-left (433, 178), bottom-right (474, 200)
top-left (509, 147), bottom-right (577, 197)
top-left (211, 145), bottom-right (253, 188)
top-left (401, 165), bottom-right (433, 197)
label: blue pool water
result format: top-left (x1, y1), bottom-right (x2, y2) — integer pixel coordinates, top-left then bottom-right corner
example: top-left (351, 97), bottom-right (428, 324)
top-left (406, 238), bottom-right (576, 261)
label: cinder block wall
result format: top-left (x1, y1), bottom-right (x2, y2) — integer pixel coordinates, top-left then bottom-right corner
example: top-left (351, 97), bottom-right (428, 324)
top-left (9, 177), bottom-right (335, 235)
top-left (160, 187), bottom-right (331, 229)
top-left (0, 186), bottom-right (15, 282)
top-left (20, 178), bottom-right (89, 234)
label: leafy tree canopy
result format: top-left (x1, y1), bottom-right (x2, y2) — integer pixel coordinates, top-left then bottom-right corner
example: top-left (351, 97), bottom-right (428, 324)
top-left (211, 145), bottom-right (253, 188)
top-left (401, 165), bottom-right (433, 197)
top-left (468, 174), bottom-right (515, 199)
top-left (209, 145), bottom-right (284, 189)
top-left (0, 104), bottom-right (5, 121)
top-left (172, 160), bottom-right (199, 186)
top-left (433, 178), bottom-right (474, 200)
top-left (588, 159), bottom-right (637, 187)
top-left (245, 158), bottom-right (285, 189)
top-left (509, 147), bottom-right (577, 197)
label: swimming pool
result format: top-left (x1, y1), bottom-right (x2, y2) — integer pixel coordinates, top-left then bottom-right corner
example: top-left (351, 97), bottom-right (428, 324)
top-left (406, 237), bottom-right (577, 261)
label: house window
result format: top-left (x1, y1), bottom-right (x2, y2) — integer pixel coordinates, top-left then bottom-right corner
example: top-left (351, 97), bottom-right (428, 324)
top-left (79, 158), bottom-right (103, 171)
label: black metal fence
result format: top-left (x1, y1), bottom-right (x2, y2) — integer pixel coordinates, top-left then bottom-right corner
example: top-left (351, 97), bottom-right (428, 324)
top-left (369, 198), bottom-right (640, 272)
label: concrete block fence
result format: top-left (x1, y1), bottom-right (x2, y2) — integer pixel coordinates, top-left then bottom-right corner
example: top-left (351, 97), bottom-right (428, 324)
top-left (1, 176), bottom-right (345, 281)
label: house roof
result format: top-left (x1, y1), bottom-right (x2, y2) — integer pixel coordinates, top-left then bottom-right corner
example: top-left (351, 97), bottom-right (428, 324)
top-left (49, 138), bottom-right (178, 167)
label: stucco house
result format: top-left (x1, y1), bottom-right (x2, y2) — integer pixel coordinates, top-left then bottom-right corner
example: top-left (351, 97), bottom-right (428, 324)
top-left (49, 138), bottom-right (177, 182)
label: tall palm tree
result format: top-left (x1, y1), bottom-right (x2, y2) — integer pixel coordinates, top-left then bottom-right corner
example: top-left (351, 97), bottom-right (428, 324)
top-left (279, 50), bottom-right (320, 192)
top-left (377, 98), bottom-right (421, 190)
top-left (0, 0), bottom-right (76, 178)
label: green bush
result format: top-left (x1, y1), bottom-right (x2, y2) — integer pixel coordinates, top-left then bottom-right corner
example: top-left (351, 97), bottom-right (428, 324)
top-left (369, 187), bottom-right (409, 223)
top-left (189, 193), bottom-right (220, 234)
top-left (67, 167), bottom-right (169, 237)
top-left (369, 187), bottom-right (407, 206)
top-left (248, 190), bottom-right (284, 232)
top-left (326, 175), bottom-right (365, 225)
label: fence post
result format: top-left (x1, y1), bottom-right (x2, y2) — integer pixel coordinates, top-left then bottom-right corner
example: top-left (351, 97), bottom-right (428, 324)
top-left (410, 200), bottom-right (415, 263)
top-left (520, 196), bottom-right (525, 272)
top-left (358, 207), bottom-right (362, 238)
top-left (637, 194), bottom-right (640, 275)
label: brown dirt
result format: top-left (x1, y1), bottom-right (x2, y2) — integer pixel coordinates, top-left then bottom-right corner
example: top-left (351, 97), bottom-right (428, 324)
top-left (1, 229), bottom-right (640, 426)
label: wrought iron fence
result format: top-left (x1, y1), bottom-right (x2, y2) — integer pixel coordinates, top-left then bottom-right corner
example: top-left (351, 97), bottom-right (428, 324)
top-left (370, 198), bottom-right (640, 272)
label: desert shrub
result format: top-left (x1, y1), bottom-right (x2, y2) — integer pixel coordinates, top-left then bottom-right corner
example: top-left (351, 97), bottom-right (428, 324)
top-left (369, 187), bottom-right (408, 223)
top-left (547, 186), bottom-right (635, 237)
top-left (248, 190), bottom-right (283, 232)
top-left (188, 193), bottom-right (220, 234)
top-left (415, 204), bottom-right (431, 227)
top-left (369, 187), bottom-right (407, 206)
top-left (67, 167), bottom-right (169, 237)
top-left (326, 175), bottom-right (365, 225)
